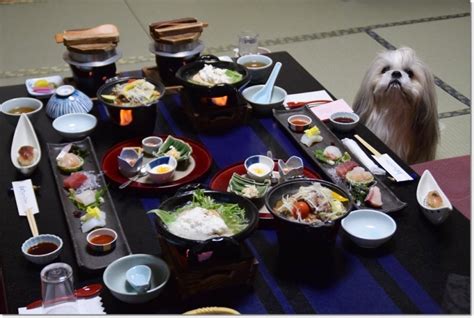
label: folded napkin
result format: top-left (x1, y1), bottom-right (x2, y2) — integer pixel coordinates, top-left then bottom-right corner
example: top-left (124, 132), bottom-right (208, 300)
top-left (341, 138), bottom-right (386, 175)
top-left (18, 296), bottom-right (106, 315)
top-left (309, 99), bottom-right (354, 121)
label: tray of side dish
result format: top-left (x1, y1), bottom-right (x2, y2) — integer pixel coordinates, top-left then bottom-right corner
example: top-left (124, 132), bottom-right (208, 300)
top-left (47, 137), bottom-right (131, 271)
top-left (273, 107), bottom-right (407, 213)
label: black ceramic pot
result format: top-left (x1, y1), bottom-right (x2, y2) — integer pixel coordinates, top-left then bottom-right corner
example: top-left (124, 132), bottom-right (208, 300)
top-left (175, 55), bottom-right (251, 98)
top-left (96, 76), bottom-right (165, 128)
top-left (152, 186), bottom-right (259, 257)
top-left (265, 178), bottom-right (353, 254)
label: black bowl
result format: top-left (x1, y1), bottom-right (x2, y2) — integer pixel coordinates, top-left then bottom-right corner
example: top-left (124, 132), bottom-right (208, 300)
top-left (175, 55), bottom-right (251, 97)
top-left (264, 178), bottom-right (353, 253)
top-left (96, 76), bottom-right (165, 127)
top-left (151, 189), bottom-right (259, 256)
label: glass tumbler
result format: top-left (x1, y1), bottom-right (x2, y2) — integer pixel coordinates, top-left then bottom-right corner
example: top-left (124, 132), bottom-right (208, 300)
top-left (238, 31), bottom-right (259, 56)
top-left (41, 262), bottom-right (79, 314)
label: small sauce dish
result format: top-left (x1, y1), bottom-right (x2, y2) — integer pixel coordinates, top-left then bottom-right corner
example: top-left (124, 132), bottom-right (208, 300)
top-left (126, 265), bottom-right (152, 293)
top-left (118, 147), bottom-right (144, 178)
top-left (21, 234), bottom-right (63, 264)
top-left (86, 228), bottom-right (117, 253)
top-left (287, 114), bottom-right (312, 132)
top-left (142, 136), bottom-right (163, 156)
top-left (329, 112), bottom-right (359, 132)
top-left (146, 156), bottom-right (177, 184)
top-left (244, 155), bottom-right (274, 182)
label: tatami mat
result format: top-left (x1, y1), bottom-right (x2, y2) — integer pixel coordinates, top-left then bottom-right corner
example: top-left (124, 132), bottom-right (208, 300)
top-left (0, 0), bottom-right (470, 161)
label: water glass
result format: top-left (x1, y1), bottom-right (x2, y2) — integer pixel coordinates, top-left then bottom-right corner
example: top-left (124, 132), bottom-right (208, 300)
top-left (238, 31), bottom-right (259, 56)
top-left (41, 262), bottom-right (79, 314)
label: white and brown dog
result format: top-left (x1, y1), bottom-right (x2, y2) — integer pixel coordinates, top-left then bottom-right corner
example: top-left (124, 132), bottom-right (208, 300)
top-left (353, 47), bottom-right (439, 164)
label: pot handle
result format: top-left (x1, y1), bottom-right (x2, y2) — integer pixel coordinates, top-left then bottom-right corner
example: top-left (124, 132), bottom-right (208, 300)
top-left (175, 183), bottom-right (209, 196)
top-left (198, 54), bottom-right (221, 63)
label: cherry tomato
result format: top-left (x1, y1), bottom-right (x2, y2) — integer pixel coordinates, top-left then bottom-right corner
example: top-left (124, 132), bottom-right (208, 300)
top-left (292, 201), bottom-right (311, 219)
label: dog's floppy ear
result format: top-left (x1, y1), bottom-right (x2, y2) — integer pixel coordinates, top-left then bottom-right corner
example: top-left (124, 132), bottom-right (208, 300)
top-left (409, 62), bottom-right (440, 163)
top-left (353, 62), bottom-right (377, 121)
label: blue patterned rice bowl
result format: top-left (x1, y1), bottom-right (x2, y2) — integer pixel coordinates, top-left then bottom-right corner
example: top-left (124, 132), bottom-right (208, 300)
top-left (46, 85), bottom-right (93, 119)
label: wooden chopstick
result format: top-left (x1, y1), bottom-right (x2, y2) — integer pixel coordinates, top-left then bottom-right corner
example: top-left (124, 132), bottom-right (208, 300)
top-left (25, 208), bottom-right (39, 237)
top-left (354, 134), bottom-right (382, 157)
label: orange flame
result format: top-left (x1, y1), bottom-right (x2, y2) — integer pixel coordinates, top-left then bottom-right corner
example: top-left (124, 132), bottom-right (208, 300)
top-left (211, 96), bottom-right (228, 107)
top-left (120, 110), bottom-right (133, 126)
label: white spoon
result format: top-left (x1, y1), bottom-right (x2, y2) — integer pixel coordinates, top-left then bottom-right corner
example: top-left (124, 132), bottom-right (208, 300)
top-left (251, 62), bottom-right (282, 104)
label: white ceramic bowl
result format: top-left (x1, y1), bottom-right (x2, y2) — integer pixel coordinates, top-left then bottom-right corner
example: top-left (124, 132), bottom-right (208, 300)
top-left (103, 254), bottom-right (170, 304)
top-left (21, 234), bottom-right (63, 265)
top-left (341, 209), bottom-right (397, 248)
top-left (329, 112), bottom-right (360, 132)
top-left (244, 155), bottom-right (274, 182)
top-left (146, 156), bottom-right (177, 184)
top-left (142, 136), bottom-right (163, 155)
top-left (52, 113), bottom-right (97, 139)
top-left (416, 170), bottom-right (453, 225)
top-left (1, 97), bottom-right (43, 126)
top-left (237, 54), bottom-right (273, 83)
top-left (242, 85), bottom-right (287, 115)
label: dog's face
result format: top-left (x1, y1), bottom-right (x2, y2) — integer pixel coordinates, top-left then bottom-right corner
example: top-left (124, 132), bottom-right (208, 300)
top-left (367, 47), bottom-right (428, 107)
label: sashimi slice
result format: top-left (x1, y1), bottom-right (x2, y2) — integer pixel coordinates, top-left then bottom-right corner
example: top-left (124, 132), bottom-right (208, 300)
top-left (63, 172), bottom-right (88, 189)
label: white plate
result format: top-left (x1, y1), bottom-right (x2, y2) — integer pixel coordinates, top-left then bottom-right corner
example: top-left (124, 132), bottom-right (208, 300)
top-left (25, 75), bottom-right (64, 97)
top-left (11, 114), bottom-right (41, 175)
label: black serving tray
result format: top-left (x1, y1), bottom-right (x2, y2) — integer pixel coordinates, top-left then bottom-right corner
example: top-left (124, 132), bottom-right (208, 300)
top-left (273, 107), bottom-right (407, 213)
top-left (47, 137), bottom-right (131, 271)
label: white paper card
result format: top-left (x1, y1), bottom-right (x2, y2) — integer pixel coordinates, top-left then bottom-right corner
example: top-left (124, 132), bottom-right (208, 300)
top-left (12, 179), bottom-right (39, 216)
top-left (372, 154), bottom-right (414, 182)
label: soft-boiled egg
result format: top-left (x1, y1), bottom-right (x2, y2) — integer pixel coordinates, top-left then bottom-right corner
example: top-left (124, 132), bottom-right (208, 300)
top-left (248, 163), bottom-right (271, 176)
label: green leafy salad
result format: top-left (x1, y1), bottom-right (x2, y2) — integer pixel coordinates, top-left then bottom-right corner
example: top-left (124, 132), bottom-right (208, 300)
top-left (148, 189), bottom-right (248, 240)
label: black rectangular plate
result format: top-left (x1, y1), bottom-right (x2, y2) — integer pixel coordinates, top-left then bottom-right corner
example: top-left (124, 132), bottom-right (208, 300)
top-left (273, 107), bottom-right (407, 213)
top-left (47, 137), bottom-right (131, 271)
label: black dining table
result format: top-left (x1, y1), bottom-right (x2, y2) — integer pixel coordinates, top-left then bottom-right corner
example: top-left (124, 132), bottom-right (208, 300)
top-left (0, 51), bottom-right (470, 314)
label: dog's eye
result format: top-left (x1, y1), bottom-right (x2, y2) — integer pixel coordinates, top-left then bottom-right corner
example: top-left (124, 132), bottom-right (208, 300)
top-left (381, 66), bottom-right (390, 74)
top-left (404, 69), bottom-right (414, 78)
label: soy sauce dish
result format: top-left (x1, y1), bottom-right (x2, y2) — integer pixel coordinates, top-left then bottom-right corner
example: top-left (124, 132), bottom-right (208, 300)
top-left (329, 112), bottom-right (359, 132)
top-left (21, 234), bottom-right (63, 264)
top-left (287, 114), bottom-right (312, 132)
top-left (86, 228), bottom-right (117, 253)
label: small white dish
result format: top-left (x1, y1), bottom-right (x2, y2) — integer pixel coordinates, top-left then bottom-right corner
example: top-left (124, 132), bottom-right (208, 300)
top-left (416, 170), bottom-right (453, 224)
top-left (278, 156), bottom-right (304, 181)
top-left (341, 209), bottom-right (397, 248)
top-left (126, 265), bottom-right (152, 293)
top-left (11, 114), bottom-right (41, 176)
top-left (21, 234), bottom-right (63, 265)
top-left (118, 147), bottom-right (144, 178)
top-left (244, 155), bottom-right (274, 182)
top-left (1, 97), bottom-right (43, 126)
top-left (329, 112), bottom-right (360, 132)
top-left (25, 75), bottom-right (63, 97)
top-left (142, 136), bottom-right (163, 155)
top-left (52, 113), bottom-right (97, 139)
top-left (146, 156), bottom-right (177, 184)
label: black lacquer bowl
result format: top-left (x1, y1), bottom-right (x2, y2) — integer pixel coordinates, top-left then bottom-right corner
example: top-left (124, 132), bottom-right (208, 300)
top-left (151, 188), bottom-right (259, 257)
top-left (265, 178), bottom-right (353, 254)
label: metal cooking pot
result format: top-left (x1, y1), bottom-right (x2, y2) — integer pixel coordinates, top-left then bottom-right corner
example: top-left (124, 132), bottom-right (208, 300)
top-left (175, 55), bottom-right (251, 97)
top-left (150, 185), bottom-right (259, 257)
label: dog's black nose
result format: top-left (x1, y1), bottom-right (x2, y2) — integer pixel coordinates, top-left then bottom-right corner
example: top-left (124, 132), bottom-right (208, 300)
top-left (391, 71), bottom-right (402, 79)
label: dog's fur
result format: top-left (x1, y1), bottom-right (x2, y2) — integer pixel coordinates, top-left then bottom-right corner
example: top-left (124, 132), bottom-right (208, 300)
top-left (353, 47), bottom-right (439, 164)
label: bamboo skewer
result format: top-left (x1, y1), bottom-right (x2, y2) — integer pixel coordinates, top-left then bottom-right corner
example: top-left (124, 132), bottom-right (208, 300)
top-left (25, 208), bottom-right (39, 237)
top-left (354, 134), bottom-right (382, 157)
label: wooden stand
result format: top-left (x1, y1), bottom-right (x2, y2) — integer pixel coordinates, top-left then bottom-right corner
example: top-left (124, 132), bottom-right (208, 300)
top-left (159, 238), bottom-right (258, 299)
